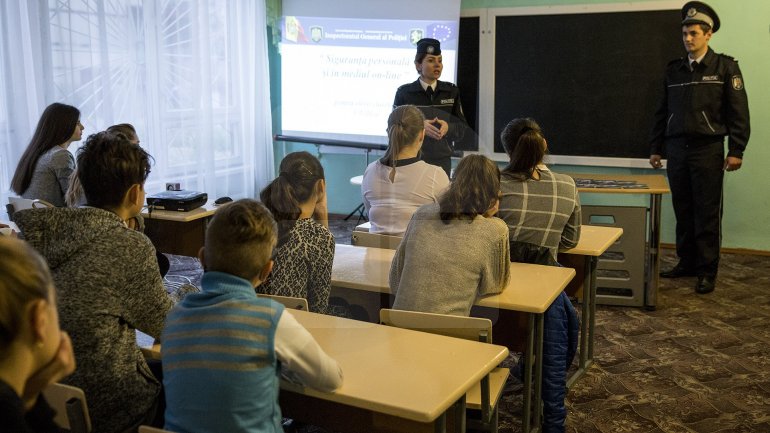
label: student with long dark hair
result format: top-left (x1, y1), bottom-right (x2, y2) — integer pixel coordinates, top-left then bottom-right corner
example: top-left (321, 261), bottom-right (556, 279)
top-left (390, 154), bottom-right (510, 316)
top-left (11, 103), bottom-right (84, 207)
top-left (497, 117), bottom-right (580, 433)
top-left (0, 236), bottom-right (76, 433)
top-left (257, 151), bottom-right (335, 314)
top-left (498, 118), bottom-right (581, 264)
top-left (361, 105), bottom-right (449, 235)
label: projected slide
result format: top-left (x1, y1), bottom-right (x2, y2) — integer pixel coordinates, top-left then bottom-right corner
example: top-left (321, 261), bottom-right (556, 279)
top-left (280, 16), bottom-right (458, 145)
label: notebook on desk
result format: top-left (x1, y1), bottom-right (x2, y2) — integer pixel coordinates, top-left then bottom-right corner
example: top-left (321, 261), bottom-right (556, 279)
top-left (146, 190), bottom-right (208, 212)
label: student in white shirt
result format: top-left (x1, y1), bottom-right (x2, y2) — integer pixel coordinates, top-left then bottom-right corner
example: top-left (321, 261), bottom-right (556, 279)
top-left (361, 105), bottom-right (450, 235)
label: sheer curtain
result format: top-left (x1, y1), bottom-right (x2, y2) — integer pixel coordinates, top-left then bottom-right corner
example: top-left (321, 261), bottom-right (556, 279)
top-left (0, 0), bottom-right (274, 216)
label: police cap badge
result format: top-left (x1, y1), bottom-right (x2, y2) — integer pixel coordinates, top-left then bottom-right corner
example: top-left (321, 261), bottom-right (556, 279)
top-left (681, 1), bottom-right (720, 32)
top-left (416, 38), bottom-right (441, 56)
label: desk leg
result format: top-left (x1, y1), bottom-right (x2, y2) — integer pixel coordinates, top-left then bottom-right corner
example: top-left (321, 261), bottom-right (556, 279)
top-left (533, 312), bottom-right (544, 431)
top-left (647, 193), bottom-right (663, 310)
top-left (434, 412), bottom-right (447, 433)
top-left (522, 314), bottom-right (535, 433)
top-left (449, 394), bottom-right (466, 433)
top-left (567, 256), bottom-right (596, 389)
top-left (588, 256), bottom-right (598, 362)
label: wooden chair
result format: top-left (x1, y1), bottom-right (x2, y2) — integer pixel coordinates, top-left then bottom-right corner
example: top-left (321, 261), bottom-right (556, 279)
top-left (138, 426), bottom-right (175, 433)
top-left (350, 230), bottom-right (403, 250)
top-left (42, 382), bottom-right (92, 433)
top-left (379, 309), bottom-right (509, 433)
top-left (7, 197), bottom-right (54, 222)
top-left (257, 294), bottom-right (309, 311)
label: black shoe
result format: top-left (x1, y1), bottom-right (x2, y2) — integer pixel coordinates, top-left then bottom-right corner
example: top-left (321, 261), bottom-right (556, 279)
top-left (660, 264), bottom-right (697, 278)
top-left (695, 276), bottom-right (716, 294)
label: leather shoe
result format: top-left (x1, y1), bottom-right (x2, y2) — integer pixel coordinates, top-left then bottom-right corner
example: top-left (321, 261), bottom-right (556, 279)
top-left (660, 264), bottom-right (697, 278)
top-left (695, 276), bottom-right (716, 294)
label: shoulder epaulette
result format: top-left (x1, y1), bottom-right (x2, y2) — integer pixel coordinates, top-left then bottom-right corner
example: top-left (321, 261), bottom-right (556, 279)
top-left (718, 53), bottom-right (737, 63)
top-left (667, 57), bottom-right (684, 67)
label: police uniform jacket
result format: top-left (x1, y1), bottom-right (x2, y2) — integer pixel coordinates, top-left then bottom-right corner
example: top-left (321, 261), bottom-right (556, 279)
top-left (650, 47), bottom-right (750, 158)
top-left (393, 79), bottom-right (468, 161)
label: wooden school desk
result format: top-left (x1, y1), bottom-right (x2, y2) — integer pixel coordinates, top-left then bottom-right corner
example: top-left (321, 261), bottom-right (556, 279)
top-left (140, 201), bottom-right (219, 257)
top-left (569, 173), bottom-right (670, 309)
top-left (138, 310), bottom-right (508, 433)
top-left (559, 225), bottom-right (623, 388)
top-left (331, 244), bottom-right (574, 433)
top-left (282, 309), bottom-right (508, 433)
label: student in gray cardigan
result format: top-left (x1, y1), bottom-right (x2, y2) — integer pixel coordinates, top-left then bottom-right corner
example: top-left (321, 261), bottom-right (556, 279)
top-left (11, 103), bottom-right (84, 207)
top-left (390, 155), bottom-right (510, 316)
top-left (15, 131), bottom-right (172, 433)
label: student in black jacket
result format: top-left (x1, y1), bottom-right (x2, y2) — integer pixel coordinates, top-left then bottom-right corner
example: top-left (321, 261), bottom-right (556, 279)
top-left (0, 237), bottom-right (76, 433)
top-left (649, 1), bottom-right (750, 294)
top-left (393, 38), bottom-right (468, 176)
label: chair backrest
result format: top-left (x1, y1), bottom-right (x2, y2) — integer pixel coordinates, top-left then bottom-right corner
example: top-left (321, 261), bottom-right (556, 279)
top-left (257, 294), bottom-right (309, 311)
top-left (7, 197), bottom-right (54, 222)
top-left (138, 426), bottom-right (175, 433)
top-left (351, 231), bottom-right (403, 250)
top-left (42, 382), bottom-right (92, 433)
top-left (379, 308), bottom-right (493, 343)
top-left (381, 308), bottom-right (506, 429)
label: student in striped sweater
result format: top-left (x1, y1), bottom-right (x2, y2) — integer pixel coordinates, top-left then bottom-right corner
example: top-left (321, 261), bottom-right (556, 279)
top-left (162, 199), bottom-right (343, 433)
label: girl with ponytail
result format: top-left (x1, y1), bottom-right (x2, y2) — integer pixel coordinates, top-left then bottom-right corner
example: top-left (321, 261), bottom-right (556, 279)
top-left (257, 151), bottom-right (335, 314)
top-left (361, 105), bottom-right (450, 235)
top-left (497, 118), bottom-right (581, 433)
top-left (497, 117), bottom-right (581, 263)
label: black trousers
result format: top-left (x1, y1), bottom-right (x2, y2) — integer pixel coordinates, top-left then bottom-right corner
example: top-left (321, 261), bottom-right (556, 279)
top-left (665, 137), bottom-right (724, 277)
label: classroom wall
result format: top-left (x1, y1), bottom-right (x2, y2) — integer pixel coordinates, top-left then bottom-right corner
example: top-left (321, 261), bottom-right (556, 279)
top-left (273, 0), bottom-right (770, 252)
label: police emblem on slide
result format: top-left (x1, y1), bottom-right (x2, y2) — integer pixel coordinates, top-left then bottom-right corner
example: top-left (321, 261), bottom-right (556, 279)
top-left (410, 29), bottom-right (424, 45)
top-left (732, 76), bottom-right (744, 90)
top-left (310, 26), bottom-right (323, 43)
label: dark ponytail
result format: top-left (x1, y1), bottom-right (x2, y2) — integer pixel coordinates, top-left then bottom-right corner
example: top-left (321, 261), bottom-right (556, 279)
top-left (500, 117), bottom-right (546, 181)
top-left (260, 151), bottom-right (324, 246)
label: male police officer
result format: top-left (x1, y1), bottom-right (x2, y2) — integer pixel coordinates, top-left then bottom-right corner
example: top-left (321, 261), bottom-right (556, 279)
top-left (394, 38), bottom-right (468, 176)
top-left (649, 2), bottom-right (750, 294)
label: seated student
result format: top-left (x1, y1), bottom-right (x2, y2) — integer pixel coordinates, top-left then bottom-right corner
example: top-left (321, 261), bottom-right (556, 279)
top-left (497, 117), bottom-right (581, 264)
top-left (497, 118), bottom-right (580, 433)
top-left (162, 198), bottom-right (343, 433)
top-left (257, 151), bottom-right (335, 314)
top-left (390, 154), bottom-right (510, 316)
top-left (64, 124), bottom-right (170, 277)
top-left (11, 103), bottom-right (84, 207)
top-left (65, 123), bottom-right (140, 207)
top-left (14, 131), bottom-right (173, 433)
top-left (361, 105), bottom-right (450, 235)
top-left (0, 237), bottom-right (76, 433)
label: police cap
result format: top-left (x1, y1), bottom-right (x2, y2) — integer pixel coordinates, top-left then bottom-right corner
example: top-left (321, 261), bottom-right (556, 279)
top-left (416, 38), bottom-right (441, 56)
top-left (681, 1), bottom-right (720, 32)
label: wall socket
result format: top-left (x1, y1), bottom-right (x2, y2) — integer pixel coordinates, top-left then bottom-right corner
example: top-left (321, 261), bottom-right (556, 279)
top-left (166, 182), bottom-right (181, 191)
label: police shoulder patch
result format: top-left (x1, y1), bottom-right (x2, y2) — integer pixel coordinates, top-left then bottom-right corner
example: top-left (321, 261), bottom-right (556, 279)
top-left (731, 75), bottom-right (744, 90)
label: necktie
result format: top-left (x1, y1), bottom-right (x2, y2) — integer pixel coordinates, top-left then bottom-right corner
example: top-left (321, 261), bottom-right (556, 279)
top-left (691, 61), bottom-right (698, 72)
top-left (425, 86), bottom-right (434, 102)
